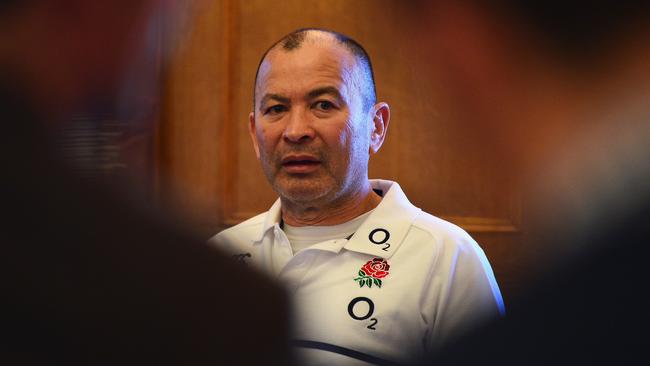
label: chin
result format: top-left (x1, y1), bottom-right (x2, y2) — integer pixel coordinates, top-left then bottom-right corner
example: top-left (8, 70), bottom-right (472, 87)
top-left (274, 178), bottom-right (332, 204)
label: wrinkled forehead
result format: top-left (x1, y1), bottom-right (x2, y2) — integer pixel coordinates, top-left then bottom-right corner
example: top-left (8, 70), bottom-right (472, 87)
top-left (255, 41), bottom-right (362, 101)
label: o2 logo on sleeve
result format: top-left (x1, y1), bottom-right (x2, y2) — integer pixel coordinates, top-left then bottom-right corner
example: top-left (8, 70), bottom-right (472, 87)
top-left (348, 297), bottom-right (378, 330)
top-left (369, 228), bottom-right (390, 251)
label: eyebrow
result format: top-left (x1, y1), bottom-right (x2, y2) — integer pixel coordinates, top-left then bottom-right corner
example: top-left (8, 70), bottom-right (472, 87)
top-left (258, 86), bottom-right (344, 113)
top-left (259, 93), bottom-right (291, 112)
top-left (307, 86), bottom-right (343, 101)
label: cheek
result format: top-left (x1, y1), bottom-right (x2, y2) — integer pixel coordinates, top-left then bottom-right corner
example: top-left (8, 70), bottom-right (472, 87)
top-left (346, 120), bottom-right (370, 154)
top-left (324, 124), bottom-right (353, 158)
top-left (257, 127), bottom-right (280, 154)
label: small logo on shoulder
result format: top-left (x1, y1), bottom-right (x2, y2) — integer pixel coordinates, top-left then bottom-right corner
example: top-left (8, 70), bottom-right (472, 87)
top-left (232, 252), bottom-right (251, 265)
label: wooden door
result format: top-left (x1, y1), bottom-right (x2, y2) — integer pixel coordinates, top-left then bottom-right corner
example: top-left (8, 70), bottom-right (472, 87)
top-left (158, 0), bottom-right (528, 303)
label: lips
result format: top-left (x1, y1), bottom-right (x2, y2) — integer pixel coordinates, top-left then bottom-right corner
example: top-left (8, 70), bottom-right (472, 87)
top-left (281, 154), bottom-right (321, 174)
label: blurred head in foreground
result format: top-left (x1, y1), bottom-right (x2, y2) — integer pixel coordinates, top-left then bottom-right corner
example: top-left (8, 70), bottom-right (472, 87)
top-left (401, 2), bottom-right (650, 364)
top-left (404, 1), bottom-right (650, 258)
top-left (0, 0), bottom-right (161, 118)
top-left (0, 2), bottom-right (293, 365)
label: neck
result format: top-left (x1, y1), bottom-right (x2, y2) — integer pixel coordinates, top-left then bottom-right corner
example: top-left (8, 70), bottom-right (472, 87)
top-left (281, 182), bottom-right (382, 227)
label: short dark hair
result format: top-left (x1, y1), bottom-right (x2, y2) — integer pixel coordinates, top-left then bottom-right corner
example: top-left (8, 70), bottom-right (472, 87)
top-left (252, 28), bottom-right (377, 112)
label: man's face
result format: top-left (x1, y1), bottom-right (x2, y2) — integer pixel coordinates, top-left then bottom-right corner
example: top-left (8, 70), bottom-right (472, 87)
top-left (250, 40), bottom-right (372, 205)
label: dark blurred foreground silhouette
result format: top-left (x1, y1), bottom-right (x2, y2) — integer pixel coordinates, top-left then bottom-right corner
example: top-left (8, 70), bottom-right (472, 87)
top-left (401, 1), bottom-right (650, 364)
top-left (0, 2), bottom-right (292, 365)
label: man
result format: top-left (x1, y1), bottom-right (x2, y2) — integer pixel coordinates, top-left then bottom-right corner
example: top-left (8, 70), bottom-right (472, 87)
top-left (0, 1), bottom-right (291, 364)
top-left (400, 1), bottom-right (650, 365)
top-left (209, 28), bottom-right (504, 366)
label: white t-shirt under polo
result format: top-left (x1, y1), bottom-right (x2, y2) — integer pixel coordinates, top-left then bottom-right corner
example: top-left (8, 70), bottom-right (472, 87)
top-left (283, 211), bottom-right (373, 253)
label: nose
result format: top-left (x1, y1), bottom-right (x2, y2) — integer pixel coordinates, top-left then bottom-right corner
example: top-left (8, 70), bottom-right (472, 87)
top-left (283, 109), bottom-right (315, 143)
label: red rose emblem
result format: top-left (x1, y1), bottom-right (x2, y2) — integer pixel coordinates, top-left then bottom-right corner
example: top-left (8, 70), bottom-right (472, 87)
top-left (354, 257), bottom-right (390, 288)
top-left (361, 258), bottom-right (390, 279)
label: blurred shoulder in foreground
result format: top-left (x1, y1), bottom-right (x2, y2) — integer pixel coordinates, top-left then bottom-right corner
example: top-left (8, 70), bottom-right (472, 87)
top-left (0, 1), bottom-right (291, 364)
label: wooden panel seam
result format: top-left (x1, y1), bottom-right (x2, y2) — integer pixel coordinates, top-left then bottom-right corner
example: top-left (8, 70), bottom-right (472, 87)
top-left (218, 0), bottom-right (238, 221)
top-left (224, 213), bottom-right (520, 233)
top-left (439, 216), bottom-right (519, 233)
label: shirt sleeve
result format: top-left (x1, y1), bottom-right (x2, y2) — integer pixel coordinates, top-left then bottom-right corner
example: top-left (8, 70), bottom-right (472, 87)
top-left (421, 229), bottom-right (505, 352)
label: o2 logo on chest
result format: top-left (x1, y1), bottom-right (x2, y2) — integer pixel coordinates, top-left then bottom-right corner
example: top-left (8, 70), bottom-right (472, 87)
top-left (348, 297), bottom-right (378, 330)
top-left (369, 228), bottom-right (390, 251)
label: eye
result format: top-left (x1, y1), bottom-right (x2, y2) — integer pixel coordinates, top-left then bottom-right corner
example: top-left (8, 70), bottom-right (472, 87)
top-left (265, 104), bottom-right (287, 115)
top-left (314, 100), bottom-right (336, 111)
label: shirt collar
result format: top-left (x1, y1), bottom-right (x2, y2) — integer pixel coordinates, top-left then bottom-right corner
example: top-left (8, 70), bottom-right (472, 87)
top-left (253, 179), bottom-right (421, 258)
top-left (343, 179), bottom-right (421, 259)
top-left (254, 198), bottom-right (283, 242)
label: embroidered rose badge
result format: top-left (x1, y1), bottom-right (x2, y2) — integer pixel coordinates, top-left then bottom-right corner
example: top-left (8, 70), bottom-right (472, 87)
top-left (354, 257), bottom-right (390, 288)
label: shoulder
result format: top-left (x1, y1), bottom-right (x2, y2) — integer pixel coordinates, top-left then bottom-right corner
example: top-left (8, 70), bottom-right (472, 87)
top-left (207, 211), bottom-right (267, 247)
top-left (373, 179), bottom-right (478, 250)
top-left (409, 212), bottom-right (505, 317)
top-left (401, 210), bottom-right (495, 275)
top-left (410, 211), bottom-right (479, 251)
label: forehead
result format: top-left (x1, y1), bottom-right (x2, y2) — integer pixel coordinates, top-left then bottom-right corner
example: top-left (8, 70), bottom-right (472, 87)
top-left (256, 41), bottom-right (359, 97)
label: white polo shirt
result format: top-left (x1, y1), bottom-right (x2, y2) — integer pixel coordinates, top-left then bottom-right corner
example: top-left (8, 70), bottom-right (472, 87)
top-left (209, 179), bottom-right (504, 365)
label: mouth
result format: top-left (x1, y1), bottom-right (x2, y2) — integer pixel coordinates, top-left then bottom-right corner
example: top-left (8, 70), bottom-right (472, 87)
top-left (281, 155), bottom-right (321, 174)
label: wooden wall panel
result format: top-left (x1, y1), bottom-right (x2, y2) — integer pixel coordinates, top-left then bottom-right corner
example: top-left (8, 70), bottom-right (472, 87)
top-left (157, 1), bottom-right (229, 236)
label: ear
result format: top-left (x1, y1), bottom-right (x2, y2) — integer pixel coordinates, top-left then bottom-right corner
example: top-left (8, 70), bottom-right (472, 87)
top-left (248, 112), bottom-right (261, 159)
top-left (369, 102), bottom-right (390, 154)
